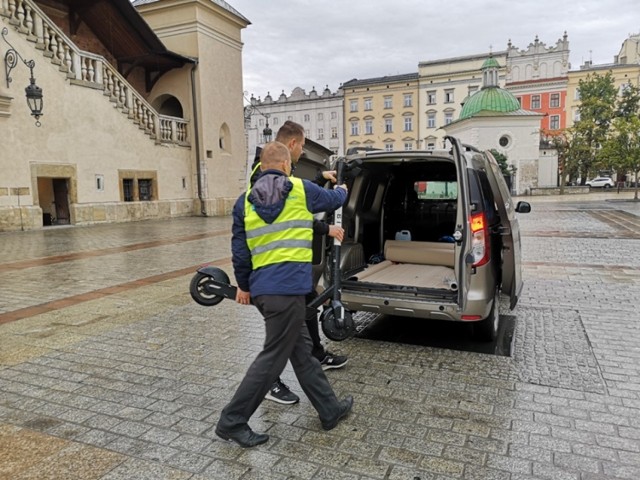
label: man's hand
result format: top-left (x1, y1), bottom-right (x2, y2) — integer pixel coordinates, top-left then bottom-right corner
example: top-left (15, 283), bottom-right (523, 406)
top-left (328, 225), bottom-right (344, 242)
top-left (236, 288), bottom-right (251, 305)
top-left (322, 170), bottom-right (337, 183)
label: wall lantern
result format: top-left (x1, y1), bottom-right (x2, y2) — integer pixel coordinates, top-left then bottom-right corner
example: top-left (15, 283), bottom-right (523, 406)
top-left (2, 27), bottom-right (43, 126)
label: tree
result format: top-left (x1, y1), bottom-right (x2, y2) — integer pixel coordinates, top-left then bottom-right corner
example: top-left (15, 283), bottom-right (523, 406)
top-left (601, 83), bottom-right (640, 200)
top-left (490, 149), bottom-right (516, 177)
top-left (571, 72), bottom-right (617, 183)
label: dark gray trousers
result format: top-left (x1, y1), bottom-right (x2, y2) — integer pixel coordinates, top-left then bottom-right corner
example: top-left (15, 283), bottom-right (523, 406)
top-left (217, 294), bottom-right (340, 431)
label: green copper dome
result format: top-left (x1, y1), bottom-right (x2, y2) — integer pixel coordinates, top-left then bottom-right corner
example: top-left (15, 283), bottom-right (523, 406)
top-left (459, 87), bottom-right (521, 119)
top-left (481, 56), bottom-right (501, 70)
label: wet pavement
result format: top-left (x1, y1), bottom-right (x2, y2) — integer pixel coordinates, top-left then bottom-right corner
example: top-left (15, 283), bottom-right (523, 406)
top-left (1, 191), bottom-right (640, 479)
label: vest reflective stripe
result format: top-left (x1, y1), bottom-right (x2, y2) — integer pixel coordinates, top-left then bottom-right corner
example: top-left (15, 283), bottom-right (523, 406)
top-left (245, 219), bottom-right (312, 239)
top-left (245, 177), bottom-right (313, 269)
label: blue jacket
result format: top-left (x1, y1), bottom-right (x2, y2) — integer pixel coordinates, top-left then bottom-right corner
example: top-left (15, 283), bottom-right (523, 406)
top-left (232, 169), bottom-right (347, 297)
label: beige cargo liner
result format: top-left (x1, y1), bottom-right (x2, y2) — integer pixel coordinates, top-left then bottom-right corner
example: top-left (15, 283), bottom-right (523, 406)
top-left (353, 261), bottom-right (456, 290)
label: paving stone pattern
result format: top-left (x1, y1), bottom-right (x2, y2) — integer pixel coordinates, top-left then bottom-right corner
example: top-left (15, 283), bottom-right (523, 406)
top-left (1, 195), bottom-right (640, 479)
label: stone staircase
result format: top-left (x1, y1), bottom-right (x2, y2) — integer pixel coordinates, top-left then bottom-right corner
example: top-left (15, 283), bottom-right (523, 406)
top-left (1, 0), bottom-right (189, 146)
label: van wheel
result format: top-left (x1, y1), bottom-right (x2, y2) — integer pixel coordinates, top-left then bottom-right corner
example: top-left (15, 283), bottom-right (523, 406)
top-left (473, 290), bottom-right (500, 342)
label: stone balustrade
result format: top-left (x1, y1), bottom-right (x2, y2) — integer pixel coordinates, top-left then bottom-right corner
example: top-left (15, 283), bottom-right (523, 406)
top-left (1, 0), bottom-right (189, 146)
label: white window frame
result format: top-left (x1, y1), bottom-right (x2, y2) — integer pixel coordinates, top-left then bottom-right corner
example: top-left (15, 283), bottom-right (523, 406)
top-left (350, 121), bottom-right (359, 135)
top-left (384, 96), bottom-right (393, 109)
top-left (331, 127), bottom-right (338, 138)
top-left (384, 142), bottom-right (393, 151)
top-left (403, 94), bottom-right (412, 107)
top-left (384, 118), bottom-right (393, 133)
top-left (427, 113), bottom-right (436, 128)
top-left (364, 98), bottom-right (372, 110)
top-left (365, 120), bottom-right (373, 135)
top-left (549, 115), bottom-right (560, 130)
top-left (317, 128), bottom-right (324, 140)
top-left (427, 91), bottom-right (436, 105)
top-left (350, 99), bottom-right (358, 112)
top-left (549, 93), bottom-right (560, 108)
top-left (444, 111), bottom-right (453, 125)
top-left (531, 95), bottom-right (541, 109)
top-left (444, 89), bottom-right (454, 103)
top-left (404, 142), bottom-right (413, 151)
top-left (404, 117), bottom-right (413, 132)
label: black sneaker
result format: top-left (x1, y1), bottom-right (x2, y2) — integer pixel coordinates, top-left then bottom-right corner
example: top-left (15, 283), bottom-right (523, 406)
top-left (265, 380), bottom-right (300, 405)
top-left (319, 352), bottom-right (348, 370)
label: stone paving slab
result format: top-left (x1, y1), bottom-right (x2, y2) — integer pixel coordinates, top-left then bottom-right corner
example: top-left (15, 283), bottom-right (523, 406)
top-left (0, 194), bottom-right (640, 479)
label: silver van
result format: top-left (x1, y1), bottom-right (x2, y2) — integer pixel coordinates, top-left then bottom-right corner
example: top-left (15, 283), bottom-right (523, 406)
top-left (320, 136), bottom-right (531, 341)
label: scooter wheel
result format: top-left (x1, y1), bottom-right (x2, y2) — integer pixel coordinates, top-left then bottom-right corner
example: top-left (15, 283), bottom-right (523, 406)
top-left (321, 308), bottom-right (355, 341)
top-left (189, 270), bottom-right (229, 306)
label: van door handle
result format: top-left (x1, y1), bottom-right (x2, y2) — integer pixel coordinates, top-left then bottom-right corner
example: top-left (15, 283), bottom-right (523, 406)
top-left (497, 226), bottom-right (511, 235)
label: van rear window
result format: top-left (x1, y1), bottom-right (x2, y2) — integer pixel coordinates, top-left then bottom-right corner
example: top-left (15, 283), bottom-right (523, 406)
top-left (414, 181), bottom-right (457, 200)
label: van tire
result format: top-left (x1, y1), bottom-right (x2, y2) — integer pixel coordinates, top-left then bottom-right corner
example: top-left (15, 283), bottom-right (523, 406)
top-left (473, 289), bottom-right (500, 342)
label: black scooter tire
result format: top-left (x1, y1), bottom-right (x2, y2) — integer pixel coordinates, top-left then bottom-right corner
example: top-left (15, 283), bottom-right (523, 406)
top-left (189, 271), bottom-right (228, 306)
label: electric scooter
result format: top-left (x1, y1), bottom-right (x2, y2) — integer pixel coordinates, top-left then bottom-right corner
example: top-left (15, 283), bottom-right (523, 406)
top-left (189, 157), bottom-right (359, 341)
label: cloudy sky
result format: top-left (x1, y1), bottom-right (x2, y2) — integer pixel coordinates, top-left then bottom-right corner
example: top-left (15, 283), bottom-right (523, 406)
top-left (229, 0), bottom-right (639, 102)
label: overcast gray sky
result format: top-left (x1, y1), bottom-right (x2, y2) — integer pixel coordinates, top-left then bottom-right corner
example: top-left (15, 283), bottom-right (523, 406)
top-left (229, 0), bottom-right (639, 102)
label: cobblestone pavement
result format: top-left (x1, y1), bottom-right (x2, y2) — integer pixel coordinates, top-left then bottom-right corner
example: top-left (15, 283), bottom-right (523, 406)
top-left (1, 191), bottom-right (640, 479)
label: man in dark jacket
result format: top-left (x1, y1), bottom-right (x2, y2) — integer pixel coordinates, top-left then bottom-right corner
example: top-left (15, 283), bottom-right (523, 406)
top-left (215, 141), bottom-right (353, 448)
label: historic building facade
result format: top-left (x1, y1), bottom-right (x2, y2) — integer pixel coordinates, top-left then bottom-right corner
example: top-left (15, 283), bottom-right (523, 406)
top-left (341, 73), bottom-right (419, 152)
top-left (418, 51), bottom-right (508, 150)
top-left (505, 33), bottom-right (571, 133)
top-left (565, 33), bottom-right (640, 129)
top-left (0, 0), bottom-right (249, 231)
top-left (244, 85), bottom-right (344, 175)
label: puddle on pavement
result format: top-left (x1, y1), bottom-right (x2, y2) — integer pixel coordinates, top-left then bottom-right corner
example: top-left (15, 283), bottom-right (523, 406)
top-left (353, 312), bottom-right (516, 357)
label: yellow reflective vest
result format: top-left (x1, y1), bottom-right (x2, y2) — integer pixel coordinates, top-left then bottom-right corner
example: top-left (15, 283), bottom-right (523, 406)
top-left (244, 177), bottom-right (313, 269)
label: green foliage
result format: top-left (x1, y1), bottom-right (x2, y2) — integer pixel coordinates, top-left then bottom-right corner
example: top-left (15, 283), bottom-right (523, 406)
top-left (570, 72), bottom-right (617, 183)
top-left (489, 149), bottom-right (516, 176)
top-left (601, 83), bottom-right (640, 199)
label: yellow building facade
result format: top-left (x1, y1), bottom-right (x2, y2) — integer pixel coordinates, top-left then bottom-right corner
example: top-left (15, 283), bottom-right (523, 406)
top-left (566, 63), bottom-right (640, 129)
top-left (342, 74), bottom-right (419, 152)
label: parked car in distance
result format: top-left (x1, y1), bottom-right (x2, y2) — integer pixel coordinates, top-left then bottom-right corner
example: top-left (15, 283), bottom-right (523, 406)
top-left (586, 177), bottom-right (614, 188)
top-left (323, 136), bottom-right (531, 342)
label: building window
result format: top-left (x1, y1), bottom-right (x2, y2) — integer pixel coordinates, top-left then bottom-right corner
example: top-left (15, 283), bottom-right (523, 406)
top-left (549, 115), bottom-right (560, 130)
top-left (331, 127), bottom-right (338, 138)
top-left (531, 95), bottom-right (541, 109)
top-left (468, 86), bottom-right (478, 96)
top-left (123, 178), bottom-right (134, 202)
top-left (516, 96), bottom-right (522, 107)
top-left (318, 113), bottom-right (323, 121)
top-left (426, 142), bottom-right (435, 151)
top-left (550, 93), bottom-right (560, 108)
top-left (350, 99), bottom-right (358, 112)
top-left (331, 111), bottom-right (337, 119)
top-left (444, 89), bottom-right (454, 103)
top-left (427, 112), bottom-right (436, 128)
top-left (403, 94), bottom-right (413, 107)
top-left (138, 179), bottom-right (153, 201)
top-left (258, 118), bottom-right (264, 127)
top-left (287, 116), bottom-right (293, 121)
top-left (499, 135), bottom-right (511, 148)
top-left (272, 117), bottom-right (279, 125)
top-left (384, 96), bottom-right (392, 109)
top-left (364, 98), bottom-right (372, 110)
top-left (404, 117), bottom-right (413, 131)
top-left (350, 121), bottom-right (359, 135)
top-left (96, 174), bottom-right (104, 191)
top-left (304, 114), bottom-right (310, 122)
top-left (404, 142), bottom-right (413, 151)
top-left (365, 120), bottom-right (373, 134)
top-left (384, 142), bottom-right (393, 151)
top-left (384, 118), bottom-right (393, 133)
top-left (427, 90), bottom-right (436, 105)
top-left (317, 128), bottom-right (324, 140)
top-left (444, 111), bottom-right (453, 125)
top-left (305, 129), bottom-right (310, 138)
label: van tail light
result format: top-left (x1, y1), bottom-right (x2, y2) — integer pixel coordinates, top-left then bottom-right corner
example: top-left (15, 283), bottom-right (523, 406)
top-left (470, 212), bottom-right (490, 267)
